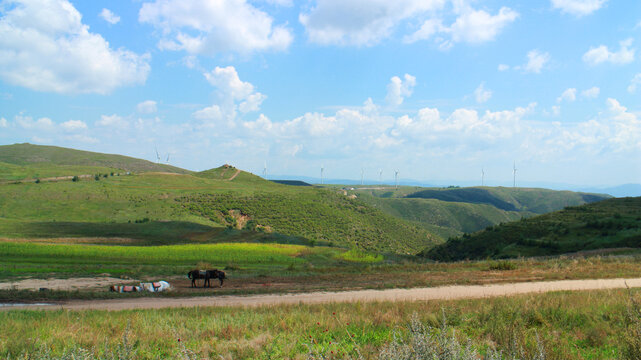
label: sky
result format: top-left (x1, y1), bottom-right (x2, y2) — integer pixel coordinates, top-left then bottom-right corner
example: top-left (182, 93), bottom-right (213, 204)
top-left (0, 0), bottom-right (640, 187)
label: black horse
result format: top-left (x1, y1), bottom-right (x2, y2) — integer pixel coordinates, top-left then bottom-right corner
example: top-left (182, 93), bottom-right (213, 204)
top-left (187, 269), bottom-right (226, 288)
top-left (204, 269), bottom-right (226, 288)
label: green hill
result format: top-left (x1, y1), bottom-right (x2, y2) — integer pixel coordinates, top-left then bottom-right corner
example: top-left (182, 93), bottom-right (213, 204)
top-left (0, 170), bottom-right (438, 254)
top-left (422, 197), bottom-right (641, 260)
top-left (406, 186), bottom-right (609, 213)
top-left (0, 143), bottom-right (189, 181)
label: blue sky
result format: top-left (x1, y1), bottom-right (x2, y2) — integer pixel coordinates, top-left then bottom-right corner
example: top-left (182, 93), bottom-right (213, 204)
top-left (0, 0), bottom-right (639, 187)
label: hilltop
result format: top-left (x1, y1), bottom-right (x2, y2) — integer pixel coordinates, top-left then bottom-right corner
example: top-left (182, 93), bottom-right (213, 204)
top-left (0, 143), bottom-right (189, 181)
top-left (422, 197), bottom-right (641, 260)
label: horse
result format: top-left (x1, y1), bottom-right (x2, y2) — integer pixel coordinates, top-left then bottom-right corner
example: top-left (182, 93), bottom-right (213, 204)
top-left (187, 269), bottom-right (207, 288)
top-left (204, 269), bottom-right (226, 288)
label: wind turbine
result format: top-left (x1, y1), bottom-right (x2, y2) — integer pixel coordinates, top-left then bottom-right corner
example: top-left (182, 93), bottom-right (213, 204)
top-left (379, 169), bottom-right (383, 184)
top-left (262, 161), bottom-right (267, 178)
top-left (512, 161), bottom-right (517, 188)
top-left (154, 146), bottom-right (160, 164)
top-left (481, 167), bottom-right (485, 186)
top-left (320, 165), bottom-right (324, 185)
top-left (394, 170), bottom-right (399, 189)
top-left (361, 168), bottom-right (364, 186)
top-left (166, 153), bottom-right (170, 165)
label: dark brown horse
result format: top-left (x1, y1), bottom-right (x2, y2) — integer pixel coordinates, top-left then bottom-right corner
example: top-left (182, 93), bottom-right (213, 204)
top-left (204, 269), bottom-right (226, 288)
top-left (188, 269), bottom-right (227, 288)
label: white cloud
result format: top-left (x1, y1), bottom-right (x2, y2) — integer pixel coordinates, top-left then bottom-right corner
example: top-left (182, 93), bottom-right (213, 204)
top-left (97, 114), bottom-right (128, 129)
top-left (0, 117), bottom-right (7, 128)
top-left (557, 88), bottom-right (577, 103)
top-left (524, 50), bottom-right (550, 73)
top-left (300, 0), bottom-right (446, 46)
top-left (385, 74), bottom-right (416, 106)
top-left (474, 83), bottom-right (492, 103)
top-left (137, 100), bottom-right (158, 114)
top-left (583, 39), bottom-right (635, 66)
top-left (139, 0), bottom-right (292, 55)
top-left (60, 120), bottom-right (87, 131)
top-left (581, 86), bottom-right (600, 98)
top-left (0, 0), bottom-right (150, 94)
top-left (194, 66), bottom-right (265, 125)
top-left (16, 115), bottom-right (54, 130)
top-left (261, 0), bottom-right (293, 6)
top-left (498, 64), bottom-right (509, 71)
top-left (551, 0), bottom-right (607, 17)
top-left (404, 6), bottom-right (518, 47)
top-left (99, 8), bottom-right (120, 24)
top-left (628, 73), bottom-right (641, 93)
top-left (449, 7), bottom-right (519, 44)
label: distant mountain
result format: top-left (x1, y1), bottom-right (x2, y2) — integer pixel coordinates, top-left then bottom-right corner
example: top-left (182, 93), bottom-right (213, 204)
top-left (422, 197), bottom-right (641, 260)
top-left (578, 184), bottom-right (641, 198)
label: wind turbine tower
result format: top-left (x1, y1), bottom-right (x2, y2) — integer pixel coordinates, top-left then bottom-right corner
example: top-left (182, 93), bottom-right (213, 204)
top-left (320, 165), bottom-right (324, 185)
top-left (361, 168), bottom-right (364, 186)
top-left (262, 161), bottom-right (267, 178)
top-left (513, 161), bottom-right (517, 188)
top-left (481, 168), bottom-right (485, 186)
top-left (394, 170), bottom-right (399, 189)
top-left (379, 169), bottom-right (383, 183)
top-left (166, 154), bottom-right (170, 165)
top-left (154, 146), bottom-right (160, 164)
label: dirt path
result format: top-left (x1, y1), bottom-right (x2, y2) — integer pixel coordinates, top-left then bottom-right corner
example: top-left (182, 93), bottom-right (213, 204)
top-left (6, 277), bottom-right (641, 311)
top-left (228, 169), bottom-right (241, 181)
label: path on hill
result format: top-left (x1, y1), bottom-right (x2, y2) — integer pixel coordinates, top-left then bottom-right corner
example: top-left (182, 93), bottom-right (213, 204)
top-left (228, 169), bottom-right (241, 181)
top-left (7, 278), bottom-right (641, 311)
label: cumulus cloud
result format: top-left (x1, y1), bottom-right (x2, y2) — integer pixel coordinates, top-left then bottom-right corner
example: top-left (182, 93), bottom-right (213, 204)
top-left (523, 50), bottom-right (550, 73)
top-left (583, 38), bottom-right (635, 66)
top-left (581, 86), bottom-right (600, 98)
top-left (16, 115), bottom-right (54, 130)
top-left (448, 7), bottom-right (519, 44)
top-left (628, 73), bottom-right (641, 93)
top-left (99, 8), bottom-right (120, 24)
top-left (300, 0), bottom-right (445, 46)
top-left (137, 100), bottom-right (158, 114)
top-left (194, 66), bottom-right (266, 125)
top-left (0, 117), bottom-right (7, 128)
top-left (139, 0), bottom-right (292, 55)
top-left (551, 0), bottom-right (607, 17)
top-left (404, 5), bottom-right (518, 48)
top-left (385, 74), bottom-right (416, 106)
top-left (0, 0), bottom-right (150, 94)
top-left (60, 120), bottom-right (87, 131)
top-left (97, 114), bottom-right (128, 129)
top-left (557, 88), bottom-right (577, 103)
top-left (474, 83), bottom-right (492, 103)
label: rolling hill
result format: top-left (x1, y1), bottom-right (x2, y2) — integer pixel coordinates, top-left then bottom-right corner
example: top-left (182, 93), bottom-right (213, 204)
top-left (354, 186), bottom-right (609, 240)
top-left (0, 143), bottom-right (189, 181)
top-left (0, 149), bottom-right (439, 253)
top-left (422, 197), bottom-right (641, 260)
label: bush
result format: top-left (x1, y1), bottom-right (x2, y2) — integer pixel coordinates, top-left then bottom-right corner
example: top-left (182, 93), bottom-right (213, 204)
top-left (72, 176), bottom-right (79, 182)
top-left (94, 174), bottom-right (100, 181)
top-left (35, 178), bottom-right (40, 184)
top-left (488, 260), bottom-right (517, 271)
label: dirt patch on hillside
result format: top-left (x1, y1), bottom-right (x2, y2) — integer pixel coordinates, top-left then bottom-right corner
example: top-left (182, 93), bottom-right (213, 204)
top-left (0, 277), bottom-right (137, 291)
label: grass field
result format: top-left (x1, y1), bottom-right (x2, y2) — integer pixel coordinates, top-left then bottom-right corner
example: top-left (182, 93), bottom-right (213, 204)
top-left (2, 288), bottom-right (640, 359)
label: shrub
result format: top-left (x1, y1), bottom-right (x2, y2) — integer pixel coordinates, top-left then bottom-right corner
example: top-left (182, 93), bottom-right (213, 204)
top-left (488, 260), bottom-right (517, 271)
top-left (35, 178), bottom-right (40, 184)
top-left (72, 175), bottom-right (79, 182)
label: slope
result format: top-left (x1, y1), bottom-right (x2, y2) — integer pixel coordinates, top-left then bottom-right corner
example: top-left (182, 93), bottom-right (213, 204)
top-left (0, 143), bottom-right (189, 180)
top-left (422, 197), bottom-right (641, 260)
top-left (0, 171), bottom-right (438, 254)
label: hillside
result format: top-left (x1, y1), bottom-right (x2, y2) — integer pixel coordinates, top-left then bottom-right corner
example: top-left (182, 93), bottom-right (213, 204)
top-left (422, 197), bottom-right (641, 260)
top-left (0, 171), bottom-right (438, 254)
top-left (0, 143), bottom-right (189, 180)
top-left (352, 186), bottom-right (608, 240)
top-left (406, 186), bottom-right (609, 213)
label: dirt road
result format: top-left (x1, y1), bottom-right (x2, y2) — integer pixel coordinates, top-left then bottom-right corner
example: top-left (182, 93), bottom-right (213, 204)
top-left (6, 277), bottom-right (641, 311)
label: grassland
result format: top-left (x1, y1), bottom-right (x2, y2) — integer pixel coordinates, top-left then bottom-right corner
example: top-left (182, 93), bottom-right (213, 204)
top-left (425, 197), bottom-right (641, 260)
top-left (2, 288), bottom-right (641, 359)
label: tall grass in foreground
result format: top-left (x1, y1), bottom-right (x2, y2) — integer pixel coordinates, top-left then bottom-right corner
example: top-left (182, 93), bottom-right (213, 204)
top-left (2, 289), bottom-right (640, 359)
